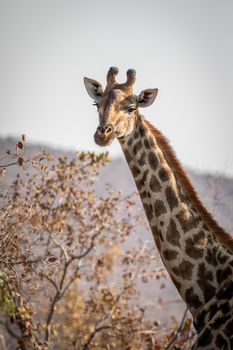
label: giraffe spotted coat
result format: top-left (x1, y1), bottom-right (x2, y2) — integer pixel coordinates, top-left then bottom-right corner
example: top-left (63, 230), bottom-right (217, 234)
top-left (120, 117), bottom-right (233, 349)
top-left (84, 67), bottom-right (233, 349)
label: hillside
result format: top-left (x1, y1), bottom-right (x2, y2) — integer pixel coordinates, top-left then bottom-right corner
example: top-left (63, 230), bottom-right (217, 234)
top-left (1, 136), bottom-right (233, 232)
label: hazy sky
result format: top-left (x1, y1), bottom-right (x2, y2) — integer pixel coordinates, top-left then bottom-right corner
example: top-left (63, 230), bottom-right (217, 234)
top-left (1, 0), bottom-right (233, 175)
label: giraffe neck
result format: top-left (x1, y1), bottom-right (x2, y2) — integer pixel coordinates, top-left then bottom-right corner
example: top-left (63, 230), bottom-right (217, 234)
top-left (119, 114), bottom-right (233, 316)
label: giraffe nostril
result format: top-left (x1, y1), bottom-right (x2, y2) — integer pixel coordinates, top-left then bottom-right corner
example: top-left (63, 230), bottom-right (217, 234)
top-left (97, 126), bottom-right (104, 134)
top-left (105, 125), bottom-right (113, 136)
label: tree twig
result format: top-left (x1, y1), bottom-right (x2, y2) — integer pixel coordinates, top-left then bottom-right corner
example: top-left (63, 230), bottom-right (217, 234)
top-left (40, 273), bottom-right (59, 293)
top-left (81, 325), bottom-right (112, 350)
top-left (165, 307), bottom-right (189, 350)
top-left (44, 292), bottom-right (60, 342)
top-left (0, 320), bottom-right (31, 340)
top-left (0, 161), bottom-right (19, 168)
top-left (44, 242), bottom-right (95, 341)
top-left (0, 257), bottom-right (43, 266)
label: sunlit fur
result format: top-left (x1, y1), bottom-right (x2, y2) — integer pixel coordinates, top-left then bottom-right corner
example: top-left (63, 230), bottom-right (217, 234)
top-left (84, 67), bottom-right (157, 146)
top-left (94, 89), bottom-right (138, 144)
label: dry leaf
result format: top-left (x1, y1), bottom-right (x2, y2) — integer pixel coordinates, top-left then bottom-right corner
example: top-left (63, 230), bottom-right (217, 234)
top-left (17, 141), bottom-right (24, 149)
top-left (18, 157), bottom-right (24, 166)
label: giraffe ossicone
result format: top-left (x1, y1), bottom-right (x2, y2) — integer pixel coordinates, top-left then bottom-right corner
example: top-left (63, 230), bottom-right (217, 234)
top-left (84, 67), bottom-right (233, 349)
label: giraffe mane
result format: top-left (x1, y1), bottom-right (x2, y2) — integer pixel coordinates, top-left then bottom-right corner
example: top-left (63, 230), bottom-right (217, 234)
top-left (143, 118), bottom-right (233, 254)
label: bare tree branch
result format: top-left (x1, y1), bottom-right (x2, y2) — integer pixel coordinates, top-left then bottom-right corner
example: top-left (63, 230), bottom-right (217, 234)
top-left (81, 325), bottom-right (112, 350)
top-left (43, 235), bottom-right (98, 342)
top-left (44, 292), bottom-right (60, 342)
top-left (0, 161), bottom-right (19, 168)
top-left (0, 257), bottom-right (43, 266)
top-left (40, 273), bottom-right (59, 293)
top-left (165, 307), bottom-right (189, 350)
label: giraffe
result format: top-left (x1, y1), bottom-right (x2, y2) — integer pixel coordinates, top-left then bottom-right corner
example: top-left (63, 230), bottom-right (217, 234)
top-left (84, 67), bottom-right (233, 349)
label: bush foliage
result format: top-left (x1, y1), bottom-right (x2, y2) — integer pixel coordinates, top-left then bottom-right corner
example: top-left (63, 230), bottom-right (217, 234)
top-left (0, 137), bottom-right (194, 349)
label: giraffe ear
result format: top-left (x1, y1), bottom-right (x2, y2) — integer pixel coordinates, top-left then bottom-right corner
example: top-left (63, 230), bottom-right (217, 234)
top-left (83, 77), bottom-right (103, 100)
top-left (137, 89), bottom-right (158, 107)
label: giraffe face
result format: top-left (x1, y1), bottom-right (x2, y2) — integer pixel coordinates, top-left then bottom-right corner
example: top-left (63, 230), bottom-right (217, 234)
top-left (92, 88), bottom-right (138, 146)
top-left (84, 67), bottom-right (158, 146)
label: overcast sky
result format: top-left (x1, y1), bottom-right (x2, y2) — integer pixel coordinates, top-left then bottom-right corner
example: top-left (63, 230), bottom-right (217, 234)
top-left (1, 0), bottom-right (233, 176)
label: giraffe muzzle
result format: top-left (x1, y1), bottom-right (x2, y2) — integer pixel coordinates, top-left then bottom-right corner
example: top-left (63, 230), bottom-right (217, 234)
top-left (94, 124), bottom-right (115, 146)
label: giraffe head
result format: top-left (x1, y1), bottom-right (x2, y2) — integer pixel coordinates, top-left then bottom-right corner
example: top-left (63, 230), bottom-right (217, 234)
top-left (84, 67), bottom-right (158, 146)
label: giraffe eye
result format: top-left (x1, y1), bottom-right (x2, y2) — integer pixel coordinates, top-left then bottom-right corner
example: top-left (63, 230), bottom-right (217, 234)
top-left (93, 102), bottom-right (99, 111)
top-left (127, 107), bottom-right (136, 114)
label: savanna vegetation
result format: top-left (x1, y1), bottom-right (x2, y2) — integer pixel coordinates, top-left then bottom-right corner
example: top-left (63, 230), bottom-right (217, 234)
top-left (0, 136), bottom-right (194, 349)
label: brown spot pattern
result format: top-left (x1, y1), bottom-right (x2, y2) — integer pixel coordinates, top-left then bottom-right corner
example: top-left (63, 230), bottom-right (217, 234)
top-left (197, 263), bottom-right (213, 282)
top-left (202, 223), bottom-right (209, 231)
top-left (152, 225), bottom-right (164, 242)
top-left (196, 328), bottom-right (213, 347)
top-left (142, 169), bottom-right (149, 182)
top-left (151, 225), bottom-right (158, 236)
top-left (138, 151), bottom-right (146, 166)
top-left (185, 232), bottom-right (205, 259)
top-left (154, 200), bottom-right (167, 217)
top-left (217, 251), bottom-right (228, 264)
top-left (163, 249), bottom-right (178, 260)
top-left (139, 126), bottom-right (145, 137)
top-left (143, 203), bottom-right (153, 221)
top-left (131, 165), bottom-right (140, 177)
top-left (198, 280), bottom-right (216, 303)
top-left (149, 175), bottom-right (161, 192)
top-left (136, 170), bottom-right (149, 191)
top-left (127, 136), bottom-right (133, 146)
top-left (166, 219), bottom-right (181, 247)
top-left (140, 191), bottom-right (147, 199)
top-left (124, 149), bottom-right (132, 163)
top-left (176, 208), bottom-right (200, 232)
top-left (216, 266), bottom-right (232, 285)
top-left (148, 151), bottom-right (158, 170)
top-left (173, 260), bottom-right (194, 280)
top-left (197, 263), bottom-right (216, 302)
top-left (206, 247), bottom-right (218, 266)
top-left (216, 334), bottom-right (228, 349)
top-left (144, 139), bottom-right (150, 149)
top-left (224, 319), bottom-right (233, 337)
top-left (185, 287), bottom-right (202, 309)
top-left (133, 140), bottom-right (142, 155)
top-left (151, 226), bottom-right (161, 250)
top-left (135, 179), bottom-right (144, 191)
top-left (158, 166), bottom-right (170, 182)
top-left (165, 186), bottom-right (179, 212)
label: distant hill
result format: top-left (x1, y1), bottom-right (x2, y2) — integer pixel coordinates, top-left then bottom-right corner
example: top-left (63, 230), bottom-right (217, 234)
top-left (1, 136), bottom-right (233, 232)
